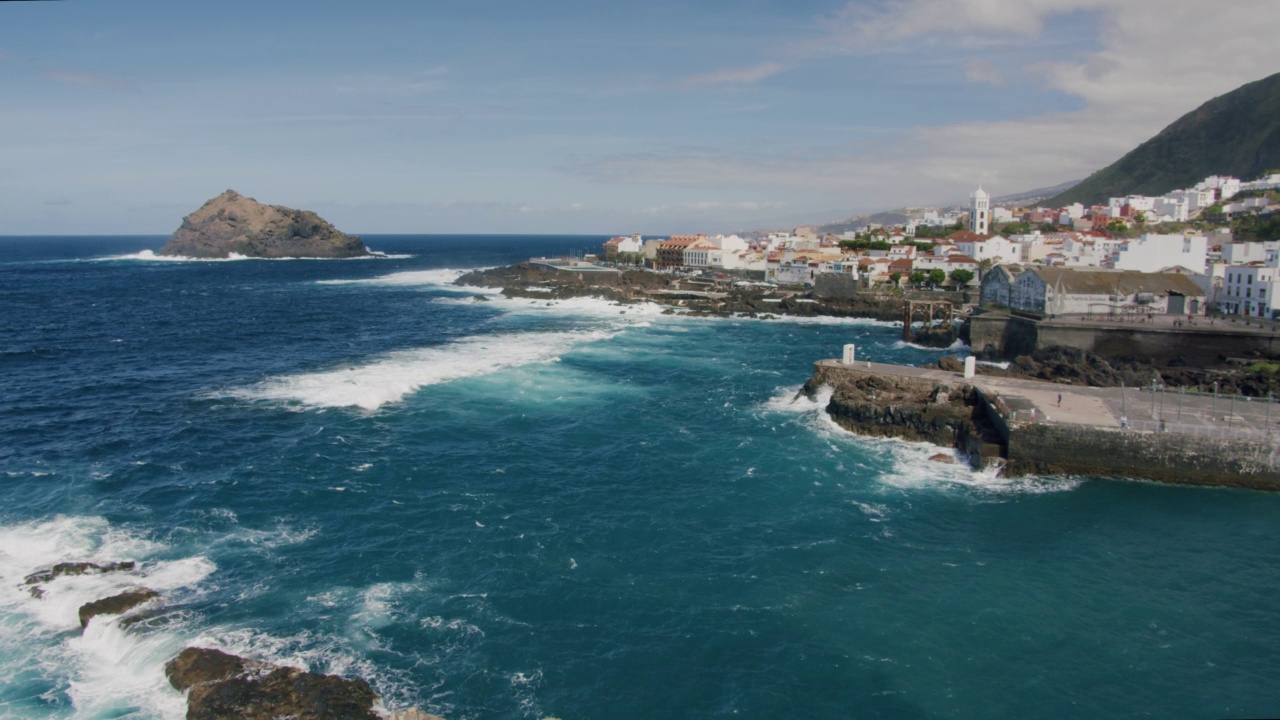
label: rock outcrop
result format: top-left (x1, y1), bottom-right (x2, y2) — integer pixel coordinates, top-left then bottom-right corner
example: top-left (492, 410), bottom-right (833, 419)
top-left (165, 647), bottom-right (428, 720)
top-left (78, 588), bottom-right (160, 628)
top-left (25, 560), bottom-right (138, 599)
top-left (159, 190), bottom-right (370, 259)
top-left (24, 560), bottom-right (135, 586)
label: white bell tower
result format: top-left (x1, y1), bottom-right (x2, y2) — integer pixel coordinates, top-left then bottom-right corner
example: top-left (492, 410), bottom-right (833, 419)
top-left (970, 186), bottom-right (990, 235)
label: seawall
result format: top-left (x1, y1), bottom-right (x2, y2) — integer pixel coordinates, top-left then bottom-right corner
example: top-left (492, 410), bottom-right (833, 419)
top-left (969, 313), bottom-right (1280, 364)
top-left (810, 358), bottom-right (1280, 490)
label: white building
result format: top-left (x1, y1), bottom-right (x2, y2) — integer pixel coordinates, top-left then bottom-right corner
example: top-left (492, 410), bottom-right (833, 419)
top-left (1111, 233), bottom-right (1208, 274)
top-left (1163, 188), bottom-right (1216, 216)
top-left (953, 234), bottom-right (1020, 265)
top-left (1221, 264), bottom-right (1280, 318)
top-left (970, 186), bottom-right (990, 235)
top-left (1150, 197), bottom-right (1189, 223)
top-left (1196, 175), bottom-right (1242, 200)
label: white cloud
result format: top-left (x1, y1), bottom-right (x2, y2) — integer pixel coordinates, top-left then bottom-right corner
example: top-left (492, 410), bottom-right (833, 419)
top-left (577, 0), bottom-right (1280, 213)
top-left (963, 58), bottom-right (1004, 86)
top-left (643, 200), bottom-right (787, 215)
top-left (679, 62), bottom-right (784, 88)
top-left (42, 70), bottom-right (135, 92)
top-left (333, 66), bottom-right (450, 96)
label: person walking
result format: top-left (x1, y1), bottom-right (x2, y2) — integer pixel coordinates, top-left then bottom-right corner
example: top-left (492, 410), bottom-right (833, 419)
top-left (1057, 393), bottom-right (1062, 407)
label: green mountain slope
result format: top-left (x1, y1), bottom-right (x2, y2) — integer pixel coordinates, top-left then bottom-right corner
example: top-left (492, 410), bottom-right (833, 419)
top-left (1046, 72), bottom-right (1280, 207)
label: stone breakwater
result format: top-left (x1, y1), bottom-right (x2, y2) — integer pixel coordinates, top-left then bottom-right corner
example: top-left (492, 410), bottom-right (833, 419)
top-left (807, 359), bottom-right (1280, 490)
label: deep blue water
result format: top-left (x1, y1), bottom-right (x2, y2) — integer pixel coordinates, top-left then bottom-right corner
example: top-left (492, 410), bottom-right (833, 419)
top-left (2, 235), bottom-right (1280, 720)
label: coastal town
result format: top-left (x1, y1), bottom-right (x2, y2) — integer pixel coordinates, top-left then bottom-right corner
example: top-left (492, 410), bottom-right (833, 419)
top-left (595, 171), bottom-right (1280, 322)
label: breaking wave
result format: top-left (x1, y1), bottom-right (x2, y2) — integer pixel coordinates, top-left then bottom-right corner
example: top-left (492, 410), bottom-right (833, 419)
top-left (225, 328), bottom-right (624, 411)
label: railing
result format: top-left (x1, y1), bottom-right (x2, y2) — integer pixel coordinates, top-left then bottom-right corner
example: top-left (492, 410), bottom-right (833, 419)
top-left (1121, 385), bottom-right (1280, 443)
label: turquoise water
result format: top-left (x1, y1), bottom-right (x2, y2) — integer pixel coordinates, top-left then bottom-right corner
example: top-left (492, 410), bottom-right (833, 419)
top-left (1, 235), bottom-right (1279, 719)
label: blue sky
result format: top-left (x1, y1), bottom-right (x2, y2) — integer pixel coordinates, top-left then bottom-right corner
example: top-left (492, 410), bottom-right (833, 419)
top-left (2, 0), bottom-right (1279, 235)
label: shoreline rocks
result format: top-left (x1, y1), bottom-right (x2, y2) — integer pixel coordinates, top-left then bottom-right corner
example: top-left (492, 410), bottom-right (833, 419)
top-left (455, 262), bottom-right (931, 323)
top-left (78, 588), bottom-right (161, 628)
top-left (166, 647), bottom-right (444, 720)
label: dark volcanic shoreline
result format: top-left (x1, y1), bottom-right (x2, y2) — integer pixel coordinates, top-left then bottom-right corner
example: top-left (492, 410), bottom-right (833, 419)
top-left (454, 262), bottom-right (950, 326)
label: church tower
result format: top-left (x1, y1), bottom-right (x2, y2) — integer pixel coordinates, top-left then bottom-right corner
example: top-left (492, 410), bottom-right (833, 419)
top-left (970, 186), bottom-right (990, 235)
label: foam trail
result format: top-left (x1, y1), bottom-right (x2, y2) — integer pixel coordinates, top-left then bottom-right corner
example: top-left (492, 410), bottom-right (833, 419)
top-left (741, 314), bottom-right (900, 328)
top-left (318, 268), bottom-right (491, 289)
top-left (97, 250), bottom-right (254, 262)
top-left (228, 328), bottom-right (622, 411)
top-left (892, 338), bottom-right (970, 351)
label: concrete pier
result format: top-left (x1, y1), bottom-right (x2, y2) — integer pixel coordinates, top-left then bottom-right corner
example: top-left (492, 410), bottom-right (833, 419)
top-left (811, 359), bottom-right (1280, 490)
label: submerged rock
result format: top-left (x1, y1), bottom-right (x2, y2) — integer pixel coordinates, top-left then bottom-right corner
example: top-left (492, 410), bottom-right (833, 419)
top-left (928, 453), bottom-right (957, 464)
top-left (166, 647), bottom-right (389, 720)
top-left (78, 588), bottom-right (160, 628)
top-left (159, 190), bottom-right (370, 259)
top-left (24, 560), bottom-right (135, 585)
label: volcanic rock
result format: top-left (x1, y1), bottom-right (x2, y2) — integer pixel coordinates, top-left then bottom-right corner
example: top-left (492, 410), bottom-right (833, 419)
top-left (24, 560), bottom-right (135, 585)
top-left (166, 647), bottom-right (385, 720)
top-left (159, 190), bottom-right (370, 259)
top-left (78, 588), bottom-right (160, 628)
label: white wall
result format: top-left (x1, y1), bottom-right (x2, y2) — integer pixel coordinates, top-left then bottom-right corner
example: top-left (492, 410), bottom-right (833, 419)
top-left (1112, 234), bottom-right (1207, 274)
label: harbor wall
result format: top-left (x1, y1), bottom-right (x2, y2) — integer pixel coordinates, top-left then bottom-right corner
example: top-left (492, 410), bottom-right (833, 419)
top-left (1006, 422), bottom-right (1280, 490)
top-left (811, 361), bottom-right (1280, 490)
top-left (969, 314), bottom-right (1280, 364)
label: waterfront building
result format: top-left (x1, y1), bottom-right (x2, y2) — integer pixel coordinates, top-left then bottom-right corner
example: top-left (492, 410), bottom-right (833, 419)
top-left (1221, 264), bottom-right (1280, 318)
top-left (979, 264), bottom-right (1024, 307)
top-left (1011, 268), bottom-right (1206, 316)
top-left (656, 235), bottom-right (711, 269)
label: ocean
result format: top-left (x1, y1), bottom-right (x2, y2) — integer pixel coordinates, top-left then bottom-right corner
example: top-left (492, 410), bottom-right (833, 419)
top-left (2, 234), bottom-right (1279, 719)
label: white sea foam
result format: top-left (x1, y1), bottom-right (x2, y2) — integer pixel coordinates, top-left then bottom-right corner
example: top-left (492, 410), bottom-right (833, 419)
top-left (98, 249), bottom-right (404, 262)
top-left (741, 314), bottom-right (900, 328)
top-left (0, 516), bottom-right (213, 719)
top-left (317, 267), bottom-right (494, 290)
top-left (891, 338), bottom-right (970, 351)
top-left (761, 385), bottom-right (1080, 495)
top-left (227, 328), bottom-right (622, 411)
top-left (977, 359), bottom-right (1011, 370)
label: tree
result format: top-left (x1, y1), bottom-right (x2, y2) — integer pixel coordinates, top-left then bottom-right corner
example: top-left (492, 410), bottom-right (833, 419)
top-left (949, 269), bottom-right (975, 286)
top-left (888, 272), bottom-right (902, 286)
top-left (1000, 221), bottom-right (1031, 237)
top-left (927, 269), bottom-right (946, 286)
top-left (909, 271), bottom-right (927, 286)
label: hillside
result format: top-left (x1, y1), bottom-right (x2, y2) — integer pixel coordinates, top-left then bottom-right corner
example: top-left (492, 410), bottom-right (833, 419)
top-left (1046, 72), bottom-right (1280, 207)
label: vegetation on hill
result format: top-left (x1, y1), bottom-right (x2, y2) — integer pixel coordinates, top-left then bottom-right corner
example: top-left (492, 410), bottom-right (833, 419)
top-left (1046, 72), bottom-right (1280, 207)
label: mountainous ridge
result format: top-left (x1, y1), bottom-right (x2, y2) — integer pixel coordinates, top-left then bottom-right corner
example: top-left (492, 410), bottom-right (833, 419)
top-left (1046, 72), bottom-right (1280, 207)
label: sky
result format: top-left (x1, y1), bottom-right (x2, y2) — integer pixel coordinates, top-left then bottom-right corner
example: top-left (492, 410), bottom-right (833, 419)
top-left (2, 0), bottom-right (1280, 235)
